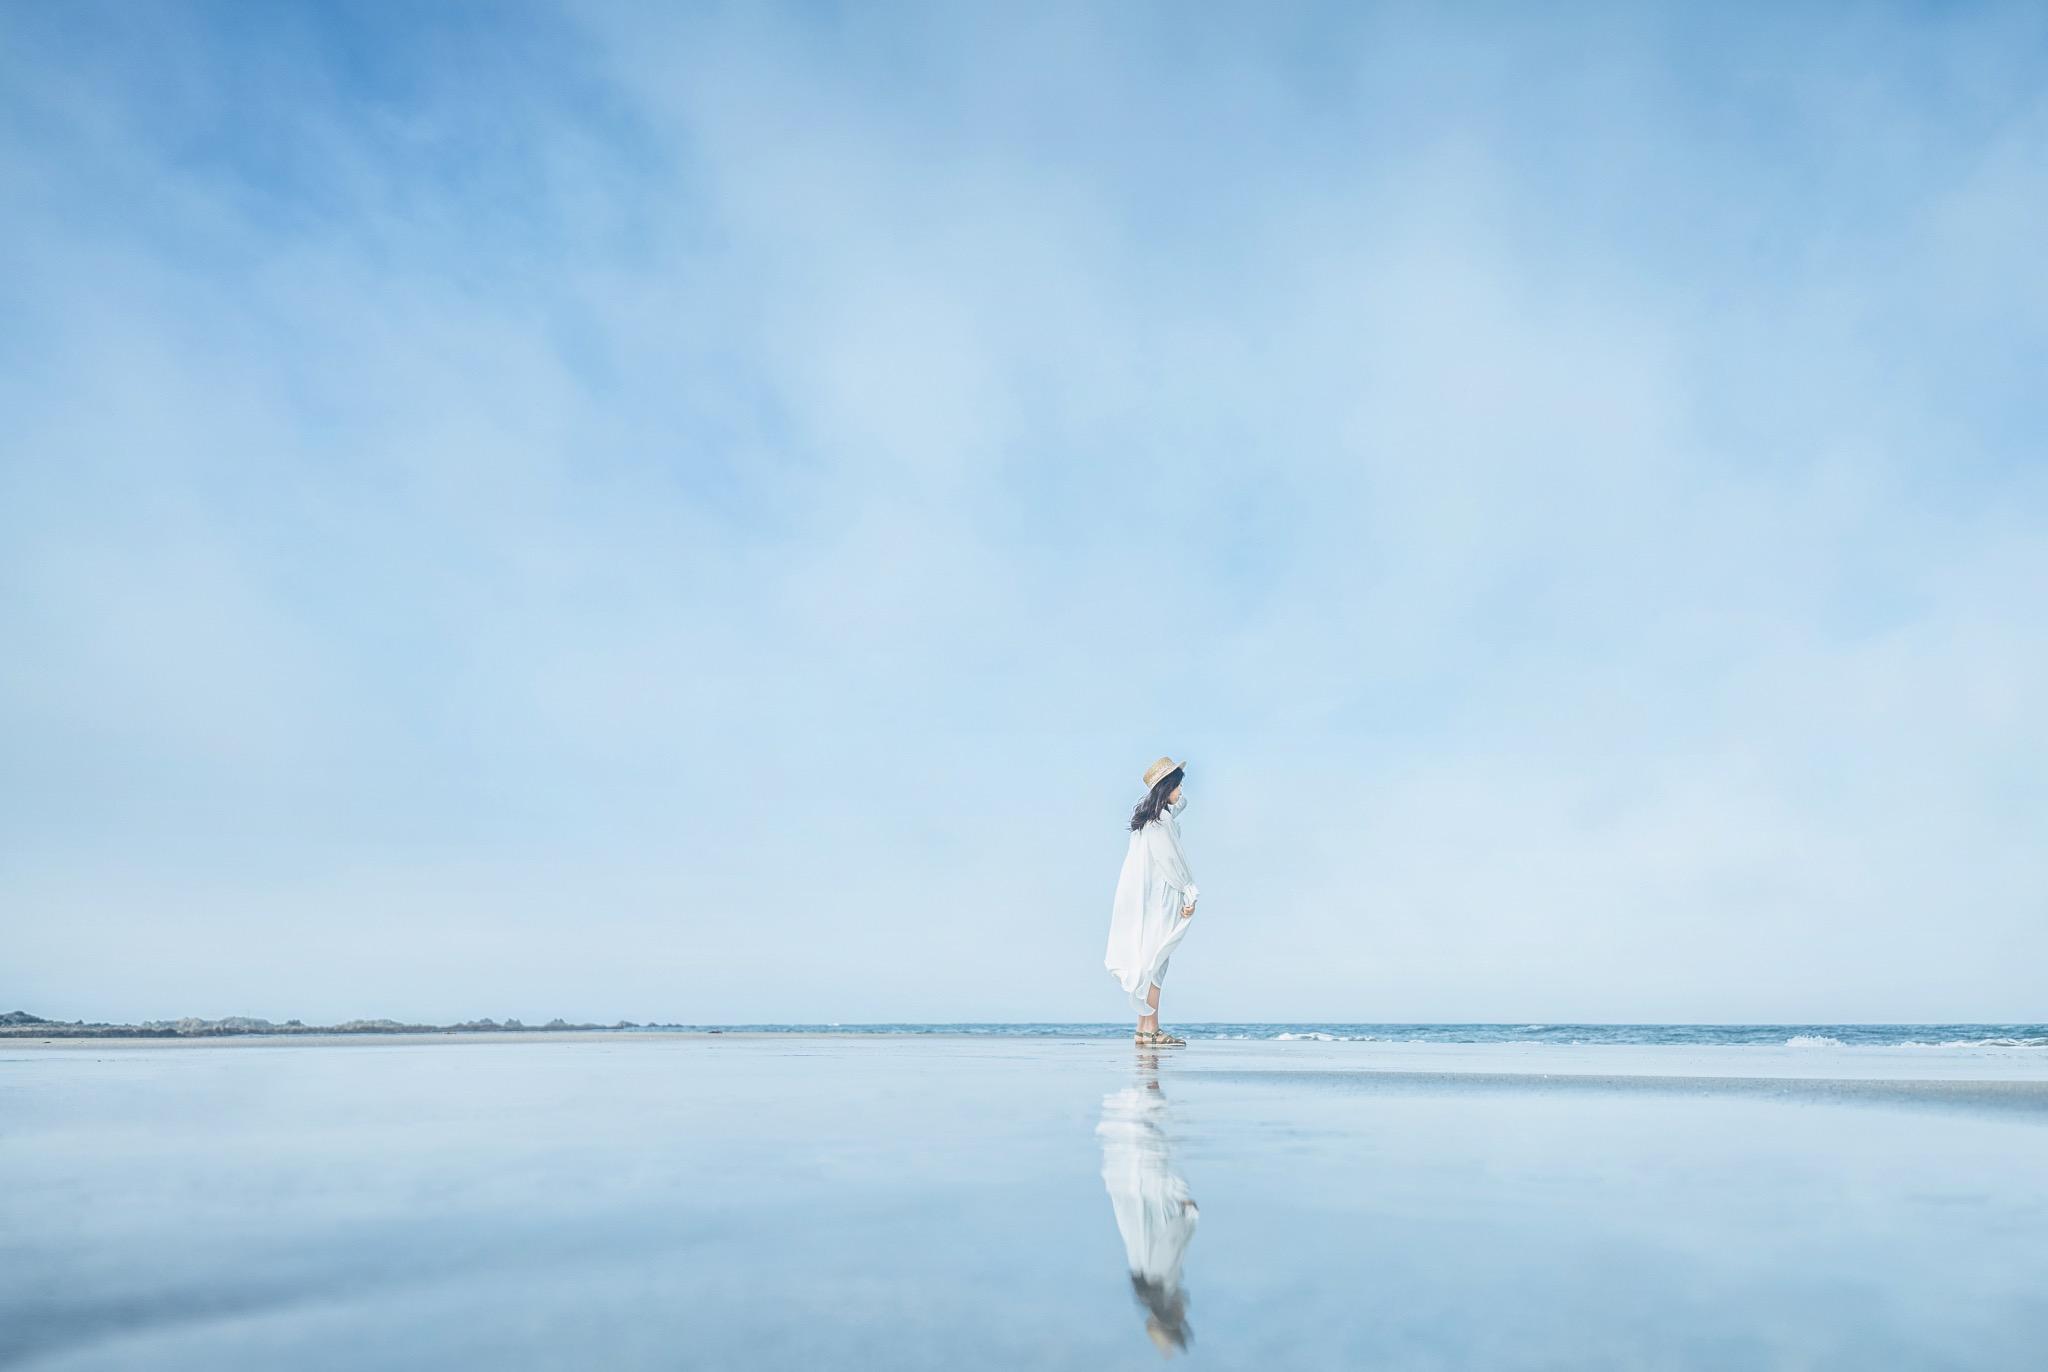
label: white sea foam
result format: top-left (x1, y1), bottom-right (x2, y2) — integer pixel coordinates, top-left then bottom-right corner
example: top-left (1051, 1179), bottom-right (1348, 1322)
top-left (1785, 1035), bottom-right (1847, 1048)
top-left (1901, 1037), bottom-right (2048, 1050)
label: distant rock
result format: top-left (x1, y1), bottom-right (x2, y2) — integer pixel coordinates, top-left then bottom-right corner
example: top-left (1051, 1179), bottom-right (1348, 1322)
top-left (139, 1016), bottom-right (280, 1034)
top-left (2, 1010), bottom-right (665, 1038)
top-left (139, 1016), bottom-right (265, 1034)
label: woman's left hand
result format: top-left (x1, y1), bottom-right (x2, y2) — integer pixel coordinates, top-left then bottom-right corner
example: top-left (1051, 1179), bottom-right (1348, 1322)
top-left (1181, 903), bottom-right (1195, 918)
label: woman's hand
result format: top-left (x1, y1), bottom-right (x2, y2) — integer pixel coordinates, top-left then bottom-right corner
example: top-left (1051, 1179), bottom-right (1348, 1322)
top-left (1180, 902), bottom-right (1195, 919)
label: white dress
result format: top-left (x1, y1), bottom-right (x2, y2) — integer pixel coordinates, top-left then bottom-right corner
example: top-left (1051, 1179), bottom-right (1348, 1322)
top-left (1104, 808), bottom-right (1199, 1014)
top-left (1098, 1085), bottom-right (1199, 1286)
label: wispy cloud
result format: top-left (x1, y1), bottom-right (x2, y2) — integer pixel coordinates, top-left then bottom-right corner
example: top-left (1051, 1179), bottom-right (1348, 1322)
top-left (3, 1), bottom-right (2043, 1023)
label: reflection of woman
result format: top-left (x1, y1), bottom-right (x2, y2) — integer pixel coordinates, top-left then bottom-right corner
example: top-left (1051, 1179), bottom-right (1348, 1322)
top-left (1098, 1064), bottom-right (1198, 1355)
top-left (1105, 757), bottom-right (1199, 1047)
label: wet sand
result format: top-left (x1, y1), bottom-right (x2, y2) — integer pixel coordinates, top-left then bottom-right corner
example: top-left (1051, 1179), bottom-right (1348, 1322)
top-left (4, 1036), bottom-right (2045, 1369)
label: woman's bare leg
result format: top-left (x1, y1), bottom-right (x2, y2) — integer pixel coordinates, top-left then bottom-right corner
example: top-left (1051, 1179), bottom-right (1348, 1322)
top-left (1138, 984), bottom-right (1161, 1034)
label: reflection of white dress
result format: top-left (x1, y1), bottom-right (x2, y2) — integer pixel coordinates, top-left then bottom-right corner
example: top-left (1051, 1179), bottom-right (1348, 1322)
top-left (1097, 1086), bottom-right (1199, 1287)
top-left (1104, 812), bottom-right (1199, 1014)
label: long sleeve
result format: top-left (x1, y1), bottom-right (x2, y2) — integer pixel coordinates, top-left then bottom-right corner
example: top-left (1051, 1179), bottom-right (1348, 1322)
top-left (1144, 821), bottom-right (1196, 905)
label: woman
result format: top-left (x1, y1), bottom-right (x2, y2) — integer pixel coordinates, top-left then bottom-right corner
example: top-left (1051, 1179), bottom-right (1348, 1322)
top-left (1105, 757), bottom-right (1199, 1047)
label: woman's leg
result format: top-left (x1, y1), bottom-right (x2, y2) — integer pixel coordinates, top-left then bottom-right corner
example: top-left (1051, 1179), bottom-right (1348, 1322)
top-left (1139, 983), bottom-right (1161, 1033)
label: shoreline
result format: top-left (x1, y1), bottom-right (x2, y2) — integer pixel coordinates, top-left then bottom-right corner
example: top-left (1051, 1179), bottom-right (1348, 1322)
top-left (1201, 1066), bottom-right (2048, 1112)
top-left (3, 1033), bottom-right (2045, 1090)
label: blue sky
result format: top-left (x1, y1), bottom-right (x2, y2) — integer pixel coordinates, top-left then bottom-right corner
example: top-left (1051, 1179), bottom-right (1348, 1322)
top-left (3, 1), bottom-right (2044, 1024)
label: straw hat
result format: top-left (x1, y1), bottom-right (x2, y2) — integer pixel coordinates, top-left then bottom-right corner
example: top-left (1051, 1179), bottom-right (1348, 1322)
top-left (1141, 756), bottom-right (1186, 788)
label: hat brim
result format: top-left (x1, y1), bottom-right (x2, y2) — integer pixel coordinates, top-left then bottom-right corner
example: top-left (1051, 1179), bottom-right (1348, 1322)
top-left (1142, 759), bottom-right (1187, 788)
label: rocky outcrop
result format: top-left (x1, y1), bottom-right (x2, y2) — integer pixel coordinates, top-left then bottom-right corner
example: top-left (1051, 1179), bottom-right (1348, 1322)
top-left (141, 1016), bottom-right (280, 1033)
top-left (0, 1011), bottom-right (641, 1038)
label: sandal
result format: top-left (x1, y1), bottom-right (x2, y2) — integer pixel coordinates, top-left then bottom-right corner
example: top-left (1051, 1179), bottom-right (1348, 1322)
top-left (1135, 1028), bottom-right (1188, 1047)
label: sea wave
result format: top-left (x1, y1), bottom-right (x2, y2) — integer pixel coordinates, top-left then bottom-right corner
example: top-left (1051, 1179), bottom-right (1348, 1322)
top-left (592, 1023), bottom-right (2048, 1048)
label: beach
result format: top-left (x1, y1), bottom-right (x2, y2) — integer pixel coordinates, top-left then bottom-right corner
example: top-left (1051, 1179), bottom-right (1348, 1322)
top-left (4, 1034), bottom-right (2045, 1369)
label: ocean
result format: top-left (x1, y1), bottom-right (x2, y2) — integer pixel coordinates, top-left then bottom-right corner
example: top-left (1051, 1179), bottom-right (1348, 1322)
top-left (648, 1021), bottom-right (2048, 1048)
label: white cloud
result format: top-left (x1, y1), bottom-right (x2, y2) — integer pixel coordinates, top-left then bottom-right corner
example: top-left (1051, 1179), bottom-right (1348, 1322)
top-left (2, 1), bottom-right (2042, 1023)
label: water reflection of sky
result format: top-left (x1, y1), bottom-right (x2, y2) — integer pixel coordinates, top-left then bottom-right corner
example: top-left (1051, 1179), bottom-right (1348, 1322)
top-left (6, 1036), bottom-right (2048, 1368)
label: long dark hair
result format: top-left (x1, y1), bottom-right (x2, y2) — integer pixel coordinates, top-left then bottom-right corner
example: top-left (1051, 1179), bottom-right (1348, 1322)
top-left (1130, 1273), bottom-right (1191, 1350)
top-left (1129, 768), bottom-right (1183, 832)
